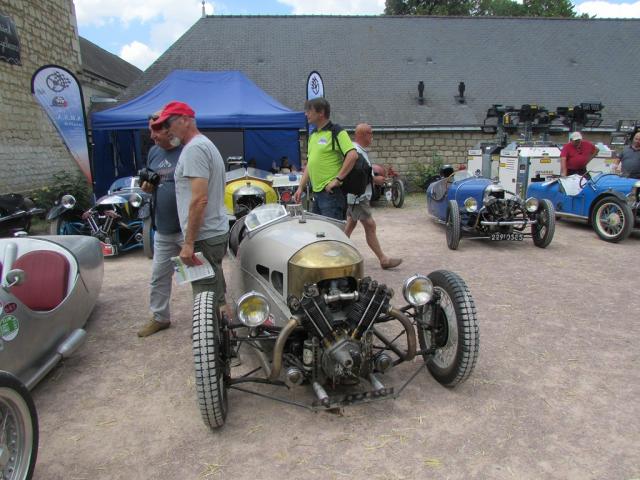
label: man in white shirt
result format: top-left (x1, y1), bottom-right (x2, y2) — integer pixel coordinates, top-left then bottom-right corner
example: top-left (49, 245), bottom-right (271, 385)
top-left (344, 123), bottom-right (402, 270)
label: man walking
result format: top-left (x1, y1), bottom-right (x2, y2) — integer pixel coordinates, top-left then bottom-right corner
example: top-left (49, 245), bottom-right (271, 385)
top-left (137, 113), bottom-right (184, 337)
top-left (294, 98), bottom-right (358, 220)
top-left (344, 123), bottom-right (402, 270)
top-left (151, 101), bottom-right (228, 307)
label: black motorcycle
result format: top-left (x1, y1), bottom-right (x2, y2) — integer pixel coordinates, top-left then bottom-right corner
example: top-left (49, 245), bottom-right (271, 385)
top-left (0, 193), bottom-right (45, 237)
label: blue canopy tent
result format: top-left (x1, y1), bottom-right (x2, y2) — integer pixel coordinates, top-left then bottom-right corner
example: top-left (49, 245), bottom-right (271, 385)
top-left (91, 70), bottom-right (306, 196)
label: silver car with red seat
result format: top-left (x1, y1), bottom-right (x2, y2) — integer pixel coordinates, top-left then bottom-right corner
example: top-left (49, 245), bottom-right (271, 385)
top-left (1, 235), bottom-right (103, 479)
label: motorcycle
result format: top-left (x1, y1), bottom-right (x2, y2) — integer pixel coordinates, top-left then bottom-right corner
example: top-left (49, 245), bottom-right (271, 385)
top-left (0, 193), bottom-right (45, 237)
top-left (370, 164), bottom-right (405, 208)
top-left (47, 176), bottom-right (155, 257)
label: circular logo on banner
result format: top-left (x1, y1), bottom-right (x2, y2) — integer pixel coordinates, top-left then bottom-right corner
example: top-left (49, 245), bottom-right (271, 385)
top-left (0, 315), bottom-right (19, 341)
top-left (307, 71), bottom-right (324, 100)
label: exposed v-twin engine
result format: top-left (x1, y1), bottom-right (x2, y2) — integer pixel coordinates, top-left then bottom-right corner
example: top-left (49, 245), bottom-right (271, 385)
top-left (287, 277), bottom-right (393, 383)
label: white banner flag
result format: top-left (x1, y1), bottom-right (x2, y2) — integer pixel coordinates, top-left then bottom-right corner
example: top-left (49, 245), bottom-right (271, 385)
top-left (31, 65), bottom-right (92, 183)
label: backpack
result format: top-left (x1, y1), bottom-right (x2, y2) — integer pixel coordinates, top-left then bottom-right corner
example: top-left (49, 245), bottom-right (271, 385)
top-left (329, 123), bottom-right (372, 196)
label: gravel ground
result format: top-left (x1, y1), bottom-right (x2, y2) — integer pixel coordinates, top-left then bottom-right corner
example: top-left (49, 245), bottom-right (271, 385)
top-left (31, 194), bottom-right (639, 480)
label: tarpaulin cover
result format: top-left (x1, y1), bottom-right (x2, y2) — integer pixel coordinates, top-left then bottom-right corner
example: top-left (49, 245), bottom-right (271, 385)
top-left (91, 70), bottom-right (305, 130)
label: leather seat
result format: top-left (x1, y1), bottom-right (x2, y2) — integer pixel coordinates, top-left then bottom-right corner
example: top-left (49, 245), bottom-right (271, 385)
top-left (12, 250), bottom-right (70, 311)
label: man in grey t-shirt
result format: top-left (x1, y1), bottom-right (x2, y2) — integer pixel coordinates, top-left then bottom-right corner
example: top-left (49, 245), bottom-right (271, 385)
top-left (137, 113), bottom-right (184, 337)
top-left (151, 101), bottom-right (229, 307)
top-left (613, 132), bottom-right (640, 179)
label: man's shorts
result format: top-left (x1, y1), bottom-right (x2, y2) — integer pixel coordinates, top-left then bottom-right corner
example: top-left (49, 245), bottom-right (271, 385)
top-left (347, 201), bottom-right (372, 222)
top-left (192, 232), bottom-right (229, 305)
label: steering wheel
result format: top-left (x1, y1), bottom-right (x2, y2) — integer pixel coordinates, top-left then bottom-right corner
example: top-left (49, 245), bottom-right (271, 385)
top-left (579, 172), bottom-right (591, 189)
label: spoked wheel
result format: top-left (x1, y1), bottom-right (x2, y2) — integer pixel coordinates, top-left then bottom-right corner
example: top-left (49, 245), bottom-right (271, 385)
top-left (48, 216), bottom-right (85, 236)
top-left (192, 291), bottom-right (229, 429)
top-left (590, 196), bottom-right (633, 243)
top-left (532, 199), bottom-right (555, 248)
top-left (391, 179), bottom-right (405, 208)
top-left (0, 371), bottom-right (38, 480)
top-left (446, 200), bottom-right (461, 250)
top-left (416, 271), bottom-right (479, 387)
top-left (142, 217), bottom-right (154, 259)
top-left (49, 216), bottom-right (70, 235)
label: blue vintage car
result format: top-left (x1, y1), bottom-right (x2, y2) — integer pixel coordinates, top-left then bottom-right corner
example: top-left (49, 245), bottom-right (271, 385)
top-left (527, 172), bottom-right (640, 242)
top-left (426, 166), bottom-right (555, 250)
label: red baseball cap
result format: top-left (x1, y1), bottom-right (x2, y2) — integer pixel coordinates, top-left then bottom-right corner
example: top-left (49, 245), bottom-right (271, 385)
top-left (151, 101), bottom-right (195, 129)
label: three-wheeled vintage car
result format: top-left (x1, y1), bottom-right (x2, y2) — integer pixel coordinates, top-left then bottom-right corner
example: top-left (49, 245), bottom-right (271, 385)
top-left (47, 176), bottom-right (154, 257)
top-left (1, 235), bottom-right (104, 479)
top-left (527, 172), bottom-right (640, 243)
top-left (426, 166), bottom-right (555, 250)
top-left (191, 204), bottom-right (480, 429)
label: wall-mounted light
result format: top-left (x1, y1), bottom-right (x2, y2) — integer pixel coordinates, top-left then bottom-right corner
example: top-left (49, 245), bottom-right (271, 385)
top-left (456, 81), bottom-right (466, 104)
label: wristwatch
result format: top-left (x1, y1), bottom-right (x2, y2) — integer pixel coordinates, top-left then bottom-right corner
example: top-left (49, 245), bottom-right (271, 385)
top-left (336, 176), bottom-right (344, 184)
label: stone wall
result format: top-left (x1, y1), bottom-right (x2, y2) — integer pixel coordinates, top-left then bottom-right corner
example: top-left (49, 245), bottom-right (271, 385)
top-left (301, 130), bottom-right (615, 191)
top-left (0, 0), bottom-right (82, 194)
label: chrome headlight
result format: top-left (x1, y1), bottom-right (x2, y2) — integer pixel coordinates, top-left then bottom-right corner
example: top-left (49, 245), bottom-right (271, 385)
top-left (236, 292), bottom-right (270, 327)
top-left (463, 197), bottom-right (478, 212)
top-left (61, 194), bottom-right (76, 209)
top-left (129, 193), bottom-right (143, 208)
top-left (525, 197), bottom-right (539, 213)
top-left (403, 274), bottom-right (434, 307)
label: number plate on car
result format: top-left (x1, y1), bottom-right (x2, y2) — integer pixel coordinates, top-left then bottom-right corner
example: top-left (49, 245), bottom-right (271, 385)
top-left (490, 232), bottom-right (524, 241)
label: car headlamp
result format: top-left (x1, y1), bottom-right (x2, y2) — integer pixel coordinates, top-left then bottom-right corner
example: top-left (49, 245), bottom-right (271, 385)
top-left (236, 292), bottom-right (270, 327)
top-left (463, 197), bottom-right (478, 212)
top-left (61, 194), bottom-right (76, 209)
top-left (525, 197), bottom-right (539, 213)
top-left (129, 193), bottom-right (143, 208)
top-left (402, 274), bottom-right (434, 307)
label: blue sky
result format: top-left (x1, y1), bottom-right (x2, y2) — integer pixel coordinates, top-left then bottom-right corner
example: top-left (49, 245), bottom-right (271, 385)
top-left (75, 0), bottom-right (640, 71)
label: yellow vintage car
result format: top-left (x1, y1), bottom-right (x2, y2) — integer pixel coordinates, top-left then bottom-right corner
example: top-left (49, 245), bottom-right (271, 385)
top-left (225, 166), bottom-right (300, 219)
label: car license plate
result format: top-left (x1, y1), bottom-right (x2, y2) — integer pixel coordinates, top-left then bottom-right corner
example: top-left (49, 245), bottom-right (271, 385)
top-left (385, 190), bottom-right (392, 201)
top-left (490, 232), bottom-right (524, 241)
top-left (100, 242), bottom-right (116, 256)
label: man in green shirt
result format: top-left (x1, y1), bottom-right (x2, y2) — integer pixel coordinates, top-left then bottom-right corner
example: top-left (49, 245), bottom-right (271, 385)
top-left (294, 98), bottom-right (358, 220)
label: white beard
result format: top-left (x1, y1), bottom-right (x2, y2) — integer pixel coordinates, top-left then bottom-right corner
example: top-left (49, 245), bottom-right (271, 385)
top-left (169, 136), bottom-right (181, 148)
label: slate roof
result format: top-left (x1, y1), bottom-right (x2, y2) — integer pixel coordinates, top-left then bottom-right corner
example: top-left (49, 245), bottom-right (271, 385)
top-left (80, 36), bottom-right (142, 88)
top-left (117, 16), bottom-right (640, 129)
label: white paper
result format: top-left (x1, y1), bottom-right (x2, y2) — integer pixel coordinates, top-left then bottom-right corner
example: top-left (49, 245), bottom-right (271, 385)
top-left (172, 252), bottom-right (215, 285)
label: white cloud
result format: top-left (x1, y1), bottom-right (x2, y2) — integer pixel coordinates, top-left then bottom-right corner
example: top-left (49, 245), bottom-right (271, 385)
top-left (576, 1), bottom-right (640, 18)
top-left (120, 41), bottom-right (161, 70)
top-left (277, 0), bottom-right (385, 15)
top-left (75, 0), bottom-right (215, 69)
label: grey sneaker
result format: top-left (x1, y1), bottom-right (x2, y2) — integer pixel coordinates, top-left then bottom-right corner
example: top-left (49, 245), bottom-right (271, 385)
top-left (137, 319), bottom-right (171, 337)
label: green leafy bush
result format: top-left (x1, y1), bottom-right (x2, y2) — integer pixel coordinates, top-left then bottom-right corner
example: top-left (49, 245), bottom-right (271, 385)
top-left (31, 170), bottom-right (93, 210)
top-left (409, 153), bottom-right (444, 190)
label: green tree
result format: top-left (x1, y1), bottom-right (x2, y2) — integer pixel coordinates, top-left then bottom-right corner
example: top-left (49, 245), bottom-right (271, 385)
top-left (385, 0), bottom-right (582, 17)
top-left (384, 0), bottom-right (473, 16)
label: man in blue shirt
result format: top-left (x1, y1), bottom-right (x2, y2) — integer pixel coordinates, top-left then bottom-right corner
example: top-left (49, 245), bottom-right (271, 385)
top-left (137, 113), bottom-right (184, 337)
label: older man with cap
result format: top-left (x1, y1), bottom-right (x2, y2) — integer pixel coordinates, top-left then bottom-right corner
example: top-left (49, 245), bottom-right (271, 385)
top-left (560, 131), bottom-right (599, 177)
top-left (150, 101), bottom-right (229, 312)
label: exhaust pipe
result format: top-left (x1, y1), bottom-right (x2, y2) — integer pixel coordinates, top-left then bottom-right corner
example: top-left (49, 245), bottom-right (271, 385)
top-left (268, 317), bottom-right (300, 381)
top-left (387, 307), bottom-right (416, 362)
